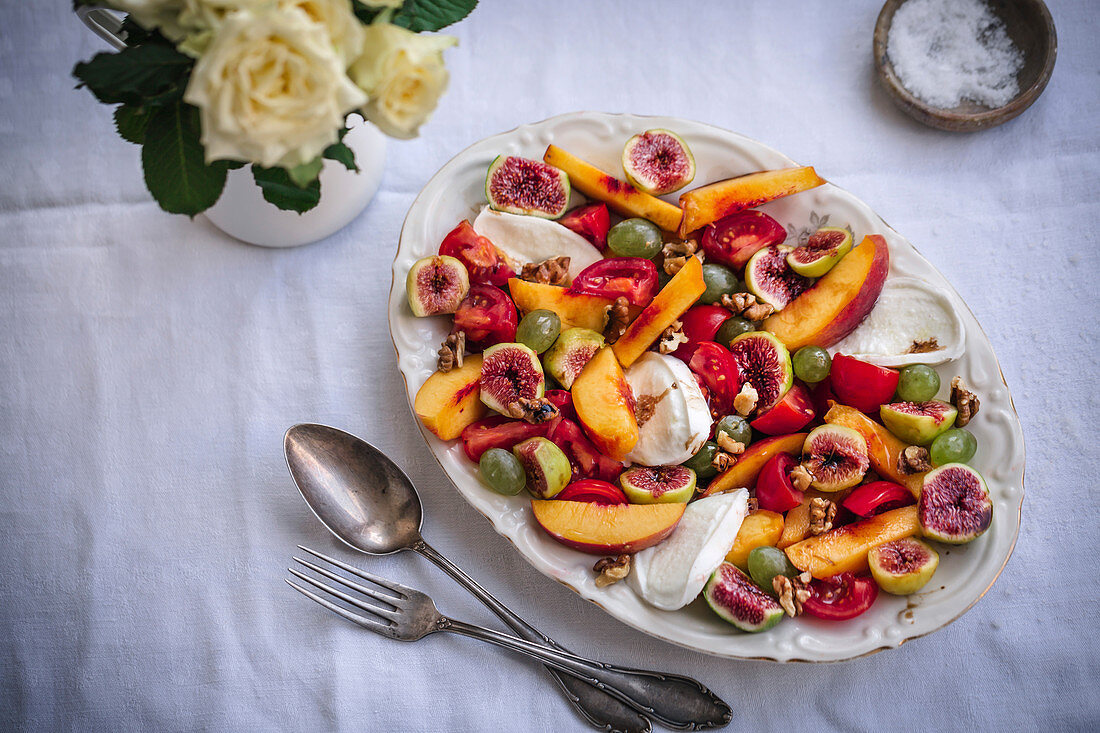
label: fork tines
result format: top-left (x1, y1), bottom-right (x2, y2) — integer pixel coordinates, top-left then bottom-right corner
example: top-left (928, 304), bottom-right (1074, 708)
top-left (286, 546), bottom-right (411, 639)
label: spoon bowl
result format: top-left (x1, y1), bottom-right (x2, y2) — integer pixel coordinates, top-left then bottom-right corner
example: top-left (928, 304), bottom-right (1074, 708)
top-left (284, 423), bottom-right (423, 555)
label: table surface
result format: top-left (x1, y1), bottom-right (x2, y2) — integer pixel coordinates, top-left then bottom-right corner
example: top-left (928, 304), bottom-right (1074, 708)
top-left (2, 1), bottom-right (1098, 730)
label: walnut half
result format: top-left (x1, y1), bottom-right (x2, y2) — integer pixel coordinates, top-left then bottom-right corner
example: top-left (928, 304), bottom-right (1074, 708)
top-left (950, 376), bottom-right (980, 427)
top-left (808, 497), bottom-right (837, 535)
top-left (657, 320), bottom-right (689, 354)
top-left (505, 397), bottom-right (560, 424)
top-left (437, 331), bottom-right (465, 373)
top-left (604, 297), bottom-right (631, 344)
top-left (720, 292), bottom-right (774, 323)
top-left (898, 445), bottom-right (932, 474)
top-left (520, 256), bottom-right (570, 286)
top-left (790, 464), bottom-right (814, 492)
top-left (773, 571), bottom-right (813, 617)
top-left (594, 554), bottom-right (631, 588)
top-left (733, 383), bottom-right (759, 416)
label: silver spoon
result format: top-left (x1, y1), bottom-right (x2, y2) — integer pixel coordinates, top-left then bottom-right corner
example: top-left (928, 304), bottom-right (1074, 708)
top-left (284, 423), bottom-right (732, 733)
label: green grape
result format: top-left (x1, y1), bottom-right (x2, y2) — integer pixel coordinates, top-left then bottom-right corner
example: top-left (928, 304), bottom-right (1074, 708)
top-left (792, 346), bottom-right (831, 383)
top-left (897, 364), bottom-right (941, 402)
top-left (715, 415), bottom-right (752, 446)
top-left (607, 218), bottom-right (663, 259)
top-left (479, 448), bottom-right (527, 495)
top-left (682, 441), bottom-right (719, 479)
top-left (747, 546), bottom-right (799, 590)
top-left (515, 309), bottom-right (561, 354)
top-left (929, 428), bottom-right (977, 467)
top-left (699, 264), bottom-right (739, 304)
top-left (657, 269), bottom-right (673, 291)
top-left (714, 316), bottom-right (755, 346)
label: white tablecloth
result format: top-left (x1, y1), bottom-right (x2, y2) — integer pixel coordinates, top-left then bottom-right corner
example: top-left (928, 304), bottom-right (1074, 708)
top-left (2, 2), bottom-right (1098, 730)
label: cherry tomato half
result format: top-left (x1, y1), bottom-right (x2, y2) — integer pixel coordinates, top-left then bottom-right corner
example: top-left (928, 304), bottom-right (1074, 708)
top-left (801, 572), bottom-right (879, 621)
top-left (841, 481), bottom-right (915, 518)
top-left (556, 479), bottom-right (628, 505)
top-left (439, 220), bottom-right (515, 288)
top-left (700, 210), bottom-right (786, 270)
top-left (558, 203), bottom-right (611, 251)
top-left (687, 341), bottom-right (741, 414)
top-left (568, 257), bottom-right (658, 307)
top-left (452, 283), bottom-right (518, 347)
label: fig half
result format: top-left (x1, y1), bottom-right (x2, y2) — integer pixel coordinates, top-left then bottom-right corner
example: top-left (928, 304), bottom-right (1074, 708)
top-left (727, 331), bottom-right (793, 414)
top-left (801, 424), bottom-right (869, 492)
top-left (406, 255), bottom-right (470, 317)
top-left (513, 437), bottom-right (572, 499)
top-left (486, 155), bottom-right (570, 219)
top-left (621, 129), bottom-right (696, 195)
top-left (918, 463), bottom-right (992, 544)
top-left (744, 245), bottom-right (813, 311)
top-left (880, 400), bottom-right (958, 445)
top-left (704, 562), bottom-right (784, 633)
top-left (479, 342), bottom-right (545, 415)
top-left (868, 537), bottom-right (939, 595)
top-left (619, 465), bottom-right (696, 504)
top-left (543, 328), bottom-right (605, 389)
top-left (786, 227), bottom-right (854, 277)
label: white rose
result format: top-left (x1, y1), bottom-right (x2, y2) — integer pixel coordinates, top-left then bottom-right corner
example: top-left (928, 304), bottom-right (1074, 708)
top-left (349, 22), bottom-right (456, 139)
top-left (178, 0), bottom-right (362, 64)
top-left (183, 7), bottom-right (367, 168)
top-left (109, 0), bottom-right (187, 40)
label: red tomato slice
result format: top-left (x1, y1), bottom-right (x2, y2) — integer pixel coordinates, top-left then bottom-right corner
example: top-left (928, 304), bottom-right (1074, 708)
top-left (546, 419), bottom-right (623, 483)
top-left (439, 220), bottom-right (515, 288)
top-left (841, 481), bottom-right (915, 518)
top-left (700, 210), bottom-right (786, 270)
top-left (460, 416), bottom-right (548, 463)
top-left (556, 479), bottom-right (628, 505)
top-left (558, 203), bottom-right (610, 251)
top-left (452, 283), bottom-right (518, 347)
top-left (687, 341), bottom-right (741, 414)
top-left (568, 258), bottom-right (658, 307)
top-left (801, 573), bottom-right (879, 620)
top-left (830, 354), bottom-right (899, 413)
top-left (680, 304), bottom-right (732, 343)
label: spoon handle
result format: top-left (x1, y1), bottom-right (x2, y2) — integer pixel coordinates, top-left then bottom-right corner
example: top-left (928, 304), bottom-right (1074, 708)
top-left (442, 617), bottom-right (732, 731)
top-left (415, 541), bottom-right (730, 731)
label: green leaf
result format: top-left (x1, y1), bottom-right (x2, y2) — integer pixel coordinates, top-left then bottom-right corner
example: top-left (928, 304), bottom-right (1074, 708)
top-left (141, 102), bottom-right (228, 216)
top-left (114, 105), bottom-right (152, 144)
top-left (74, 43), bottom-right (192, 106)
top-left (252, 166), bottom-right (322, 213)
top-left (287, 158), bottom-right (323, 188)
top-left (392, 0), bottom-right (477, 32)
top-left (323, 141), bottom-right (359, 172)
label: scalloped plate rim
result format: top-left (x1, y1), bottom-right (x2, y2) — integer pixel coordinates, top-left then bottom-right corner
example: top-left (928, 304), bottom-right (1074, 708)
top-left (388, 111), bottom-right (1025, 663)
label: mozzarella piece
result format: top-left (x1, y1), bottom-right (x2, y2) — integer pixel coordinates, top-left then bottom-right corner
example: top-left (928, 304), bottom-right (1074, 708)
top-left (472, 207), bottom-right (602, 281)
top-left (624, 353), bottom-right (711, 467)
top-left (829, 277), bottom-right (965, 367)
top-left (628, 491), bottom-right (750, 611)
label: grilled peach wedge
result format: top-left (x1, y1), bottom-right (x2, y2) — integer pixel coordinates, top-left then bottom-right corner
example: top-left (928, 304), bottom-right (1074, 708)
top-left (543, 145), bottom-right (683, 233)
top-left (783, 505), bottom-right (920, 578)
top-left (611, 255), bottom-right (706, 368)
top-left (571, 346), bottom-right (639, 461)
top-left (762, 235), bottom-right (889, 351)
top-left (702, 433), bottom-right (808, 497)
top-left (508, 278), bottom-right (615, 332)
top-left (531, 499), bottom-right (686, 554)
top-left (678, 166), bottom-right (825, 237)
top-left (414, 355), bottom-right (487, 441)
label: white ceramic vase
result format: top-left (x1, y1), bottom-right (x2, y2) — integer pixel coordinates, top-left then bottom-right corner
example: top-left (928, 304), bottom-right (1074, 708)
top-left (204, 115), bottom-right (386, 248)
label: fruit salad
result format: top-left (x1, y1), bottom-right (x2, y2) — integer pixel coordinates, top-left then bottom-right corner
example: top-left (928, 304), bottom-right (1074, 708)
top-left (406, 132), bottom-right (990, 634)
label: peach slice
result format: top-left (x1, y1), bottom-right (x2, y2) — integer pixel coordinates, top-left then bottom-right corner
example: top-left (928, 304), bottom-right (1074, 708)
top-left (762, 235), bottom-right (889, 351)
top-left (701, 432), bottom-right (807, 497)
top-left (414, 354), bottom-right (487, 441)
top-left (571, 346), bottom-right (639, 461)
top-left (543, 145), bottom-right (683, 232)
top-left (611, 255), bottom-right (706, 368)
top-left (783, 505), bottom-right (920, 578)
top-left (677, 166), bottom-right (826, 237)
top-left (724, 510), bottom-right (785, 569)
top-left (531, 499), bottom-right (686, 554)
top-left (507, 278), bottom-right (614, 332)
top-left (824, 403), bottom-right (925, 497)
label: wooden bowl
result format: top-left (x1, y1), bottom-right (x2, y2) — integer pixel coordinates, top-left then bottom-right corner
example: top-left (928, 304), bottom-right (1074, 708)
top-left (873, 0), bottom-right (1057, 131)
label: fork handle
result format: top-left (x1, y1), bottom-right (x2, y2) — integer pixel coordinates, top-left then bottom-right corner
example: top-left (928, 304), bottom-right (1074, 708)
top-left (442, 617), bottom-right (732, 731)
top-left (415, 542), bottom-right (652, 733)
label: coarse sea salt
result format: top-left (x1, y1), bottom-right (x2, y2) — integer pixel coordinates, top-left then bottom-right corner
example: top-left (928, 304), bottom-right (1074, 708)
top-left (887, 0), bottom-right (1024, 109)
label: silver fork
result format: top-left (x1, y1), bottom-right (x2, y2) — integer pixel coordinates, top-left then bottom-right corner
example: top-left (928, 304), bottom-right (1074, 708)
top-left (288, 546), bottom-right (732, 731)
